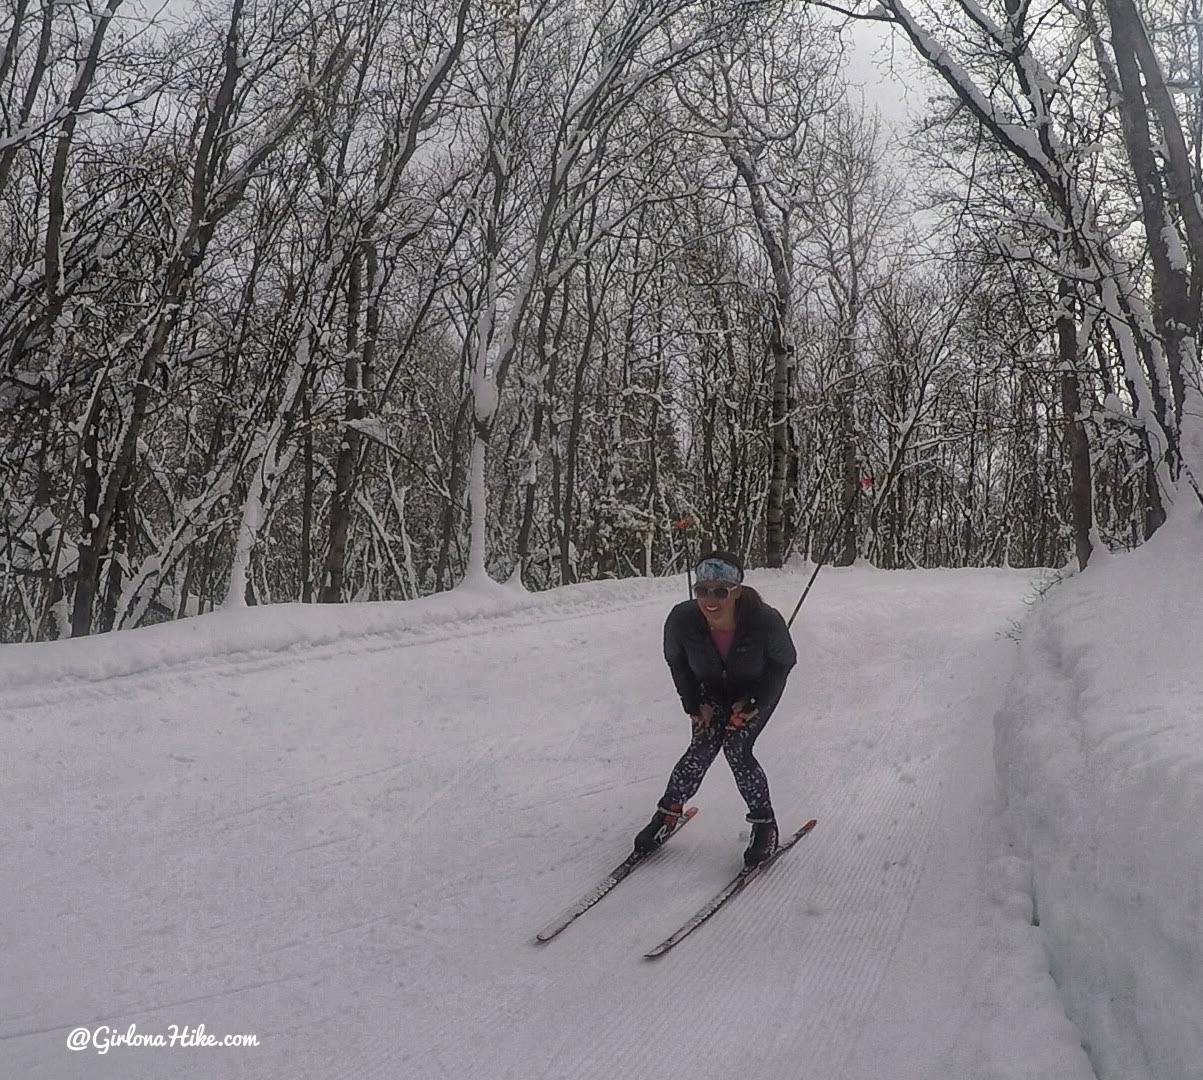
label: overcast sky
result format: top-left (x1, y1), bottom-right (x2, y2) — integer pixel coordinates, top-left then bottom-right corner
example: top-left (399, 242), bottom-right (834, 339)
top-left (841, 16), bottom-right (932, 132)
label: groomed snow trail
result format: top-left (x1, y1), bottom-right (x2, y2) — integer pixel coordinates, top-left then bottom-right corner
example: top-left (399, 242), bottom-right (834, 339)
top-left (1, 567), bottom-right (1097, 1079)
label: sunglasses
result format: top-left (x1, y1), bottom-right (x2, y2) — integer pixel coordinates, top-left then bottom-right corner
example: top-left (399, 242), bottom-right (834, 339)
top-left (694, 584), bottom-right (734, 600)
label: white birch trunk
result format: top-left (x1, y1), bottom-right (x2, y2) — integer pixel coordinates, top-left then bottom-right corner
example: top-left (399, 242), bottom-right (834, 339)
top-left (224, 330), bottom-right (313, 608)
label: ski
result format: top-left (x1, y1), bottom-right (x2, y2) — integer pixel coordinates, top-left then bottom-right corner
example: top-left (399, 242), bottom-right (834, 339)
top-left (643, 818), bottom-right (817, 958)
top-left (535, 806), bottom-right (699, 943)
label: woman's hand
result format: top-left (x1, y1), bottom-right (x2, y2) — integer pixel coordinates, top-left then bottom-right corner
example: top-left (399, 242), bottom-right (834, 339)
top-left (727, 701), bottom-right (759, 729)
top-left (691, 702), bottom-right (716, 732)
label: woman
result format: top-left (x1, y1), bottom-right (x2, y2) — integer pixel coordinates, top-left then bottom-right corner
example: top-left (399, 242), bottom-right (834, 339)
top-left (634, 551), bottom-right (798, 866)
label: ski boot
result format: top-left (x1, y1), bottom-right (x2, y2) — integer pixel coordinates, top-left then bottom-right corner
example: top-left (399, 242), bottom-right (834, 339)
top-left (633, 800), bottom-right (684, 855)
top-left (744, 812), bottom-right (778, 867)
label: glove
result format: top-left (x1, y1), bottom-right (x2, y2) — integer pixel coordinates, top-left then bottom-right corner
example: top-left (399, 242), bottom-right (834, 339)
top-left (691, 702), bottom-right (716, 733)
top-left (726, 701), bottom-right (759, 730)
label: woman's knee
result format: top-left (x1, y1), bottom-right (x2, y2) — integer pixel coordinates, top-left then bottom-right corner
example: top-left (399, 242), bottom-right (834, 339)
top-left (722, 736), bottom-right (755, 767)
top-left (685, 732), bottom-right (724, 766)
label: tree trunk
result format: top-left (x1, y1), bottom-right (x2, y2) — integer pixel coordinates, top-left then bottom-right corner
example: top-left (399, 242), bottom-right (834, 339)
top-left (840, 416), bottom-right (858, 567)
top-left (435, 395), bottom-right (472, 590)
top-left (516, 269), bottom-right (571, 571)
top-left (321, 247), bottom-right (365, 603)
top-left (766, 329), bottom-right (790, 568)
top-left (70, 410), bottom-right (103, 637)
top-left (1058, 281), bottom-right (1094, 570)
top-left (301, 390), bottom-right (314, 603)
top-left (560, 297), bottom-right (598, 586)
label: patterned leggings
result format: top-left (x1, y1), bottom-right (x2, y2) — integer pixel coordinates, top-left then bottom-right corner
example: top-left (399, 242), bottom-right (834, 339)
top-left (661, 705), bottom-right (772, 817)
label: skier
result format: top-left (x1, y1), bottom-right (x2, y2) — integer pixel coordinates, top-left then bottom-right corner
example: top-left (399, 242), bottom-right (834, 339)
top-left (634, 551), bottom-right (798, 867)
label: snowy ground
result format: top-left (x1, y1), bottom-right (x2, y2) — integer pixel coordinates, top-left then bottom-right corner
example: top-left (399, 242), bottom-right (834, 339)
top-left (2, 524), bottom-right (1198, 1079)
top-left (995, 508), bottom-right (1203, 1080)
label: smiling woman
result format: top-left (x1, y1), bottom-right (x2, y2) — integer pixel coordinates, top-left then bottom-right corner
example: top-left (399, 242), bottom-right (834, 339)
top-left (633, 551), bottom-right (798, 868)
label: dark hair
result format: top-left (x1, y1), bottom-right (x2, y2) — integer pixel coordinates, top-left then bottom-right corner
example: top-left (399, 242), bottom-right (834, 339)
top-left (737, 584), bottom-right (763, 608)
top-left (695, 550), bottom-right (744, 581)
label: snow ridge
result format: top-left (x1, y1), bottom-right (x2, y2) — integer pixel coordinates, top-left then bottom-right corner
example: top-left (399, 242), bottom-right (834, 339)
top-left (995, 509), bottom-right (1203, 1080)
top-left (0, 575), bottom-right (689, 708)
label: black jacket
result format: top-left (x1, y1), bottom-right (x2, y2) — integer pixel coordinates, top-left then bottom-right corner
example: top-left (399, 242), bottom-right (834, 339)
top-left (663, 589), bottom-right (797, 718)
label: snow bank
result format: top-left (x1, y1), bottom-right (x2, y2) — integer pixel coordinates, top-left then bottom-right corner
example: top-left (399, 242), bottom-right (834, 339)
top-left (0, 574), bottom-right (686, 700)
top-left (994, 507), bottom-right (1203, 1080)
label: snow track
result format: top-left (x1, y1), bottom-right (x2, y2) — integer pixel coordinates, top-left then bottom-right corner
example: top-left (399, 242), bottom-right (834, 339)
top-left (1, 566), bottom-right (1101, 1079)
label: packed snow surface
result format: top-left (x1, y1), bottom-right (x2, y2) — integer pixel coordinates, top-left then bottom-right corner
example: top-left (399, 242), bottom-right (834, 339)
top-left (2, 521), bottom-right (1199, 1079)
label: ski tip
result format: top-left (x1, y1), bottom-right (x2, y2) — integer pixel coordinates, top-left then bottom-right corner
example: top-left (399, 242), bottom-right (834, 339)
top-left (786, 819), bottom-right (817, 844)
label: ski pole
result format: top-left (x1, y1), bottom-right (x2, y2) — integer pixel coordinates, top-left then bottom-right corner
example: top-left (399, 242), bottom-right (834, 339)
top-left (786, 484), bottom-right (865, 629)
top-left (674, 516), bottom-right (696, 599)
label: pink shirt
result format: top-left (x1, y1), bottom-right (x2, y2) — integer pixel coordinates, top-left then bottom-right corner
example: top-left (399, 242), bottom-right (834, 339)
top-left (709, 626), bottom-right (735, 663)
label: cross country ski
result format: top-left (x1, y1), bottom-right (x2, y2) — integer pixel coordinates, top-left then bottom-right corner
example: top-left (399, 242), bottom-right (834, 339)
top-left (535, 806), bottom-right (699, 943)
top-left (644, 818), bottom-right (817, 958)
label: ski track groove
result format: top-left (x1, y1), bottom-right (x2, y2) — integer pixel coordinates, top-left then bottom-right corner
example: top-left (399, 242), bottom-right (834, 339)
top-left (803, 767), bottom-right (943, 1075)
top-left (519, 845), bottom-right (707, 1080)
top-left (790, 667), bottom-right (946, 1075)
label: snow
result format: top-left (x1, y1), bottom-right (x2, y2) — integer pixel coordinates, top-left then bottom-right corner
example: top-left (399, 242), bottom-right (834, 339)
top-left (995, 505), bottom-right (1203, 1080)
top-left (1, 529), bottom-right (1200, 1079)
top-left (1161, 220), bottom-right (1188, 273)
top-left (343, 416), bottom-right (395, 450)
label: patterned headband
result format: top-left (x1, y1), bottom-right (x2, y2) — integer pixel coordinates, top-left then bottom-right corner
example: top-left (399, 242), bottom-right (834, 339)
top-left (694, 558), bottom-right (742, 586)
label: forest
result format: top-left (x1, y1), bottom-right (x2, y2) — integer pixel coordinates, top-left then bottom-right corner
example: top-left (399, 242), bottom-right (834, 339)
top-left (1, 0), bottom-right (1200, 642)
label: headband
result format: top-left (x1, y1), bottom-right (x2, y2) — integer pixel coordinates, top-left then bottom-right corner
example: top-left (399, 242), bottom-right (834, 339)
top-left (695, 558), bottom-right (742, 586)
